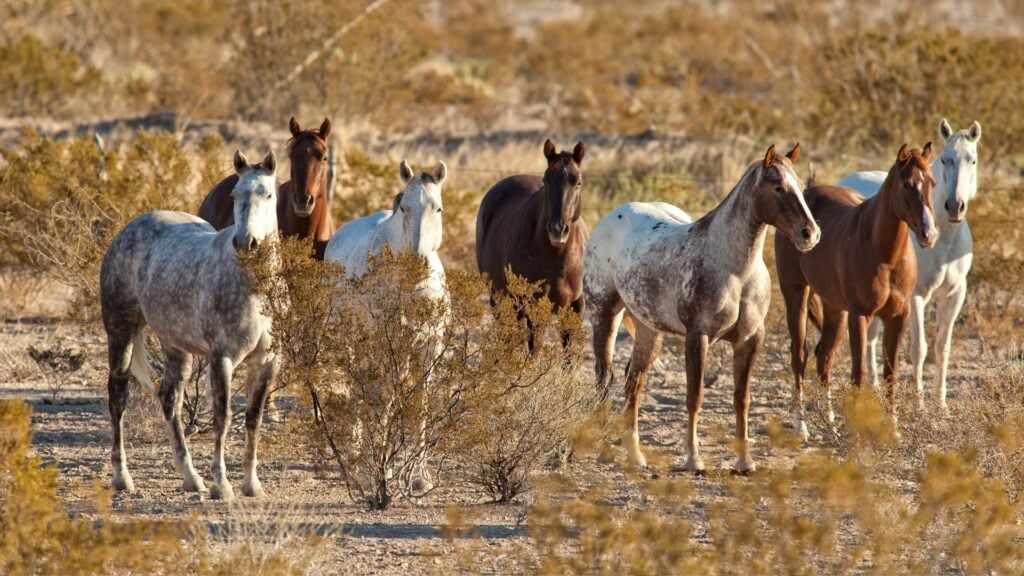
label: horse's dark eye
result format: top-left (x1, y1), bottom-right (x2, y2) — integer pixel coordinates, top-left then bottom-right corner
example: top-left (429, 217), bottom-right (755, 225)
top-left (775, 186), bottom-right (784, 193)
top-left (436, 207), bottom-right (443, 213)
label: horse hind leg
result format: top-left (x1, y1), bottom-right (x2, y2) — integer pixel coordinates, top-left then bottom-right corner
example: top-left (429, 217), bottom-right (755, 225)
top-left (242, 350), bottom-right (278, 498)
top-left (782, 282), bottom-right (811, 441)
top-left (623, 322), bottom-right (662, 468)
top-left (106, 328), bottom-right (136, 492)
top-left (160, 348), bottom-right (204, 493)
top-left (907, 294), bottom-right (928, 411)
top-left (591, 292), bottom-right (625, 402)
top-left (816, 308), bottom-right (847, 425)
top-left (933, 285), bottom-right (966, 415)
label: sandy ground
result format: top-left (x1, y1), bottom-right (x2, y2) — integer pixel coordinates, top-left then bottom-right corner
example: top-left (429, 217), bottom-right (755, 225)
top-left (0, 307), bottom-right (991, 574)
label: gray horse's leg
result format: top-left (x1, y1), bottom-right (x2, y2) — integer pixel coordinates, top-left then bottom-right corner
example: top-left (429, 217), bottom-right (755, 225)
top-left (106, 330), bottom-right (135, 492)
top-left (242, 352), bottom-right (277, 497)
top-left (160, 348), bottom-right (205, 493)
top-left (209, 354), bottom-right (235, 500)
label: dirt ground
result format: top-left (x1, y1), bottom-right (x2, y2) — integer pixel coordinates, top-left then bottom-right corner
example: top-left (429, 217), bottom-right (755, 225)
top-left (0, 301), bottom-right (992, 574)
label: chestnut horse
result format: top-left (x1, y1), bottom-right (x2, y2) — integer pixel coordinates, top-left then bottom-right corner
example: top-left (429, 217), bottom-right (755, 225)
top-left (776, 143), bottom-right (939, 439)
top-left (587, 144), bottom-right (818, 472)
top-left (199, 116), bottom-right (335, 259)
top-left (475, 139), bottom-right (588, 348)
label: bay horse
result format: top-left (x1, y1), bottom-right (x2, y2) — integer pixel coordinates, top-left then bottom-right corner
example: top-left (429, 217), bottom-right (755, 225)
top-left (101, 150), bottom-right (280, 500)
top-left (838, 120), bottom-right (981, 413)
top-left (586, 144), bottom-right (819, 472)
top-left (777, 143), bottom-right (939, 440)
top-left (476, 139), bottom-right (588, 348)
top-left (324, 159), bottom-right (449, 496)
top-left (199, 116), bottom-right (334, 259)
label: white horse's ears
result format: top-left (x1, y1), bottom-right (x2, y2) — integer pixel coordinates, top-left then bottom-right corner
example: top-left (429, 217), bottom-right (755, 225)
top-left (260, 151), bottom-right (277, 175)
top-left (399, 160), bottom-right (414, 184)
top-left (939, 119), bottom-right (953, 140)
top-left (968, 121), bottom-right (982, 142)
top-left (432, 161), bottom-right (447, 185)
top-left (233, 150), bottom-right (249, 175)
top-left (392, 192), bottom-right (404, 213)
top-left (763, 144), bottom-right (776, 168)
top-left (543, 138), bottom-right (557, 163)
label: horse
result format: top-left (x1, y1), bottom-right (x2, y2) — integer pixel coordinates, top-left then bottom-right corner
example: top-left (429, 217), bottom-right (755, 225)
top-left (586, 144), bottom-right (819, 472)
top-left (324, 159), bottom-right (449, 495)
top-left (776, 143), bottom-right (939, 440)
top-left (476, 139), bottom-right (588, 349)
top-left (838, 120), bottom-right (981, 413)
top-left (100, 150), bottom-right (280, 500)
top-left (199, 116), bottom-right (335, 259)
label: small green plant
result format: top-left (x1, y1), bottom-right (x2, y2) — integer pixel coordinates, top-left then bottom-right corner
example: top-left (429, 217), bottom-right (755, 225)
top-left (27, 342), bottom-right (84, 401)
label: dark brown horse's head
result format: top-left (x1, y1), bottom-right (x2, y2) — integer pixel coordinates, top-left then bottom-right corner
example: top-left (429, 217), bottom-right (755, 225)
top-left (541, 138), bottom-right (585, 246)
top-left (754, 143), bottom-right (820, 252)
top-left (286, 116), bottom-right (331, 218)
top-left (888, 142), bottom-right (939, 248)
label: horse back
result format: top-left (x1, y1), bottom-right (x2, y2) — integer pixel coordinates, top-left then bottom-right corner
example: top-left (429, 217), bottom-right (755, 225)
top-left (475, 175), bottom-right (542, 272)
top-left (198, 175), bottom-right (239, 230)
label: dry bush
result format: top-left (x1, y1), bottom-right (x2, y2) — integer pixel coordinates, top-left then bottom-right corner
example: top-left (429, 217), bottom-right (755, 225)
top-left (27, 340), bottom-right (84, 401)
top-left (249, 238), bottom-right (591, 509)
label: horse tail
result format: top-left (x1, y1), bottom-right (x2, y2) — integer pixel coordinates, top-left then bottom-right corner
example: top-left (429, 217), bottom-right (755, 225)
top-left (129, 330), bottom-right (157, 394)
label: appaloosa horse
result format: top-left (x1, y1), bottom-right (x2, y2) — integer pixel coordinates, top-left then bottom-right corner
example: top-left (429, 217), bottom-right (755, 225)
top-left (199, 116), bottom-right (334, 259)
top-left (838, 120), bottom-right (981, 412)
top-left (777, 143), bottom-right (939, 439)
top-left (586, 144), bottom-right (819, 472)
top-left (476, 139), bottom-right (588, 348)
top-left (101, 150), bottom-right (280, 500)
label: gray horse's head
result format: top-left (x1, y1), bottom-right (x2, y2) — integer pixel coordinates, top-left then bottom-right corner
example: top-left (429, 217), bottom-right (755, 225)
top-left (231, 150), bottom-right (279, 253)
top-left (393, 159), bottom-right (447, 257)
top-left (936, 119), bottom-right (981, 223)
top-left (755, 143), bottom-right (820, 253)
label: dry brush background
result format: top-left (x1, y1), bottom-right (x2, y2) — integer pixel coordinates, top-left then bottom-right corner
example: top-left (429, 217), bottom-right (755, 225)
top-left (1, 0), bottom-right (1024, 574)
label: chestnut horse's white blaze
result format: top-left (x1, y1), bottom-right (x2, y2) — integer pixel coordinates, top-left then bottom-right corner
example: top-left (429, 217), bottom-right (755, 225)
top-left (100, 150), bottom-right (280, 501)
top-left (586, 144), bottom-right (819, 473)
top-left (324, 159), bottom-right (449, 494)
top-left (839, 119), bottom-right (981, 411)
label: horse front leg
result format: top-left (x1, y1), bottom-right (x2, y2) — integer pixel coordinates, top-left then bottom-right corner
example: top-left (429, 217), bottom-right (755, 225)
top-left (160, 348), bottom-right (204, 493)
top-left (866, 319), bottom-right (882, 389)
top-left (907, 294), bottom-right (928, 411)
top-left (848, 311), bottom-right (871, 387)
top-left (242, 351), bottom-right (278, 497)
top-left (590, 293), bottom-right (624, 402)
top-left (781, 282), bottom-right (810, 440)
top-left (209, 354), bottom-right (235, 501)
top-left (683, 331), bottom-right (709, 473)
top-left (563, 295), bottom-right (585, 348)
top-left (882, 312), bottom-right (910, 428)
top-left (732, 328), bottom-right (764, 473)
top-left (816, 309), bottom-right (846, 425)
top-left (933, 284), bottom-right (965, 415)
top-left (622, 323), bottom-right (662, 468)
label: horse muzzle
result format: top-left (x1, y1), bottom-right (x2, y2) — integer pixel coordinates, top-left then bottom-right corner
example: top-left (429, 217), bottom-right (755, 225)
top-left (944, 199), bottom-right (966, 223)
top-left (547, 221), bottom-right (570, 246)
top-left (234, 235), bottom-right (261, 253)
top-left (793, 223), bottom-right (821, 253)
top-left (916, 225), bottom-right (940, 249)
top-left (292, 195), bottom-right (315, 217)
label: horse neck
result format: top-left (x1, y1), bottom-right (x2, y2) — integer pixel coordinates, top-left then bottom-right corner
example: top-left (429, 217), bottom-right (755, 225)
top-left (702, 168), bottom-right (768, 273)
top-left (869, 173), bottom-right (911, 265)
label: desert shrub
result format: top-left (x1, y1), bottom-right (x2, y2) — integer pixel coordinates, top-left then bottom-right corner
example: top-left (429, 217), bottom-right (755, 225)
top-left (248, 238), bottom-right (591, 509)
top-left (0, 34), bottom-right (103, 118)
top-left (27, 341), bottom-right (85, 400)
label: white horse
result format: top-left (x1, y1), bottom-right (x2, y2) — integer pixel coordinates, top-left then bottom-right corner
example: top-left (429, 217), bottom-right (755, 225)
top-left (324, 159), bottom-right (449, 494)
top-left (838, 119), bottom-right (981, 411)
top-left (100, 150), bottom-right (280, 500)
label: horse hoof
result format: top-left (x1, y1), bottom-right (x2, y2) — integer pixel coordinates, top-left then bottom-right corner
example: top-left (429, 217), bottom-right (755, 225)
top-left (210, 483), bottom-right (235, 501)
top-left (625, 449), bottom-right (647, 469)
top-left (182, 474), bottom-right (205, 493)
top-left (683, 458), bottom-right (706, 476)
top-left (731, 468), bottom-right (755, 477)
top-left (242, 481), bottom-right (264, 498)
top-left (112, 475), bottom-right (135, 493)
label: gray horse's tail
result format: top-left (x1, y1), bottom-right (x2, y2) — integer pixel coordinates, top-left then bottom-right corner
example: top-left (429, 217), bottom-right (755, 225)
top-left (129, 330), bottom-right (157, 394)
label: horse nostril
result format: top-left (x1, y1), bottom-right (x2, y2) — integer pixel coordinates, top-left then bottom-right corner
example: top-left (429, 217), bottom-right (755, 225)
top-left (944, 200), bottom-right (951, 212)
top-left (957, 201), bottom-right (965, 214)
top-left (249, 238), bottom-right (259, 251)
top-left (800, 227), bottom-right (812, 242)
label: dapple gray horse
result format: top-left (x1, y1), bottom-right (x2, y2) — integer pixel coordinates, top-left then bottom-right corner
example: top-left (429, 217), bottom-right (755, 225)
top-left (101, 150), bottom-right (279, 500)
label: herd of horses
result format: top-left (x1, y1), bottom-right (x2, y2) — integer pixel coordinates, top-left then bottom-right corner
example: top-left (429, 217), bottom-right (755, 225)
top-left (98, 116), bottom-right (982, 499)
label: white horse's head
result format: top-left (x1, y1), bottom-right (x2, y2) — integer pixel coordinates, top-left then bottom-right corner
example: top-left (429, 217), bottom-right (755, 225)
top-left (392, 159), bottom-right (447, 257)
top-left (936, 119), bottom-right (981, 223)
top-left (231, 150), bottom-right (279, 253)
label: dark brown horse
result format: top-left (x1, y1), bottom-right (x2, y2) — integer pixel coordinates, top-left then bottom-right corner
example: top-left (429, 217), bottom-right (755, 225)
top-left (475, 139), bottom-right (588, 347)
top-left (198, 117), bottom-right (335, 259)
top-left (776, 143), bottom-right (939, 438)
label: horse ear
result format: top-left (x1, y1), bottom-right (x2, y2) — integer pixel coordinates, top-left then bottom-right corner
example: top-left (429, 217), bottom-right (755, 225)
top-left (939, 119), bottom-right (953, 140)
top-left (543, 138), bottom-right (557, 163)
top-left (319, 118), bottom-right (331, 140)
top-left (572, 141), bottom-right (585, 165)
top-left (922, 141), bottom-right (934, 160)
top-left (433, 161), bottom-right (447, 185)
top-left (233, 150), bottom-right (249, 175)
top-left (261, 150), bottom-right (277, 175)
top-left (968, 121), bottom-right (982, 142)
top-left (399, 160), bottom-right (414, 184)
top-left (785, 142), bottom-right (800, 163)
top-left (391, 192), bottom-right (404, 213)
top-left (763, 144), bottom-right (776, 168)
top-left (897, 143), bottom-right (911, 164)
top-left (289, 116), bottom-right (302, 138)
